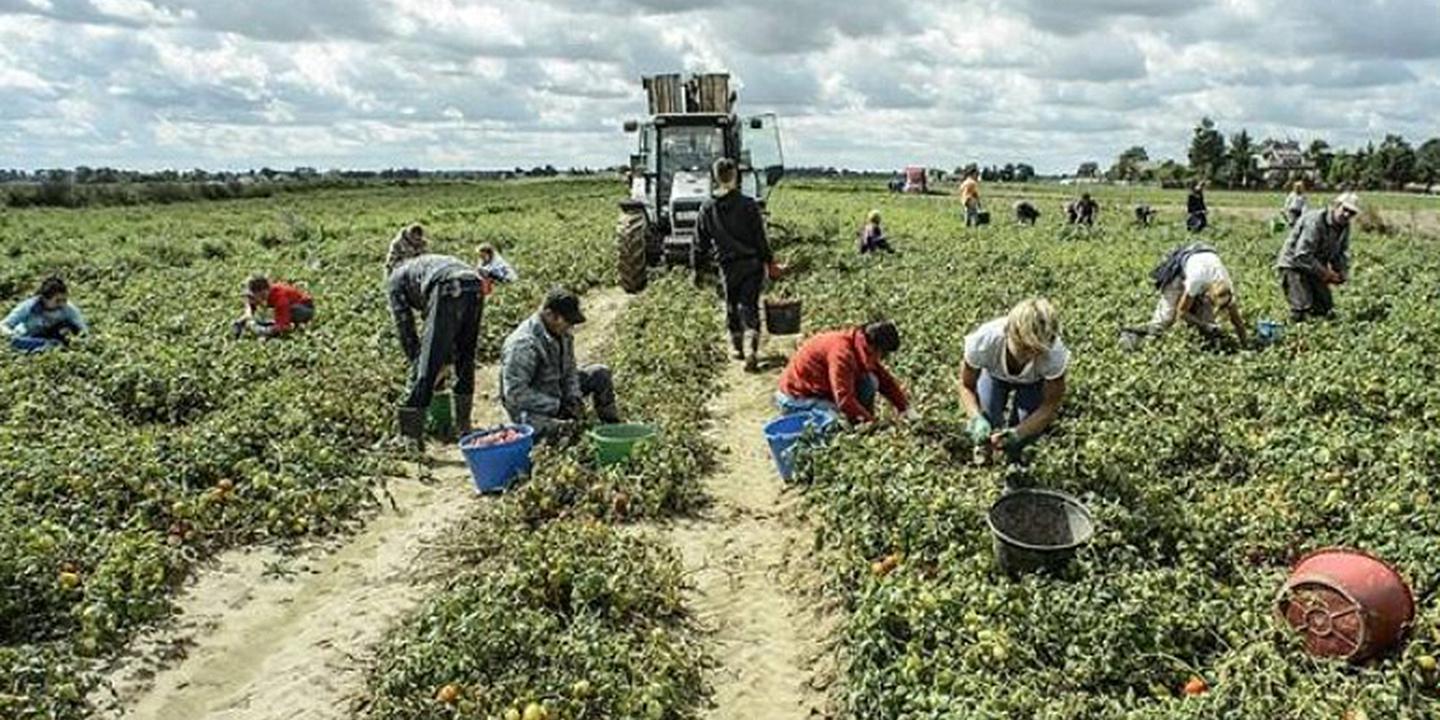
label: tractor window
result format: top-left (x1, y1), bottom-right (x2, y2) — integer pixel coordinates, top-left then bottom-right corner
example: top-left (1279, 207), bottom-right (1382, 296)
top-left (659, 126), bottom-right (724, 174)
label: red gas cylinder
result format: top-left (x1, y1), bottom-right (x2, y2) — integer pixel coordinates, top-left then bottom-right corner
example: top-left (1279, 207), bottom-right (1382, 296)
top-left (1275, 547), bottom-right (1415, 663)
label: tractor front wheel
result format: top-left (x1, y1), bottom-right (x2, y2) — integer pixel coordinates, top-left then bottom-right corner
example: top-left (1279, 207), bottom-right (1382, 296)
top-left (616, 210), bottom-right (649, 293)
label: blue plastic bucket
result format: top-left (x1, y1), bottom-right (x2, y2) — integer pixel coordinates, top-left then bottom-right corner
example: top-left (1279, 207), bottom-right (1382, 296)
top-left (10, 337), bottom-right (51, 354)
top-left (458, 424), bottom-right (535, 493)
top-left (1257, 320), bottom-right (1285, 346)
top-left (763, 410), bottom-right (837, 481)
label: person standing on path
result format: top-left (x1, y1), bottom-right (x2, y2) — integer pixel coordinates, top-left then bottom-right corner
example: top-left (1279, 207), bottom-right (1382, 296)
top-left (233, 274), bottom-right (316, 339)
top-left (959, 298), bottom-right (1068, 464)
top-left (388, 254), bottom-right (483, 443)
top-left (500, 288), bottom-right (621, 439)
top-left (694, 157), bottom-right (773, 372)
top-left (385, 223), bottom-right (427, 276)
top-left (775, 320), bottom-right (915, 426)
top-left (958, 169), bottom-right (982, 227)
top-left (1125, 242), bottom-right (1247, 345)
top-left (1275, 192), bottom-right (1360, 322)
top-left (1186, 182), bottom-right (1209, 233)
top-left (1284, 181), bottom-right (1308, 227)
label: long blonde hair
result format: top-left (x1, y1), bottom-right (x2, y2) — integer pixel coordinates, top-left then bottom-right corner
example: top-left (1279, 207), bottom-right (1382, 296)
top-left (1206, 280), bottom-right (1234, 311)
top-left (1005, 298), bottom-right (1061, 358)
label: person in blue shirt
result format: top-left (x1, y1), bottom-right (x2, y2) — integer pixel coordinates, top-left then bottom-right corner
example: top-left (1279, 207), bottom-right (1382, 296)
top-left (2, 276), bottom-right (88, 349)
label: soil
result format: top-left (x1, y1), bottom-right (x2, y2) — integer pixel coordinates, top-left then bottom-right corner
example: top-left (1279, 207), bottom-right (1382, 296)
top-left (97, 288), bottom-right (629, 720)
top-left (666, 345), bottom-right (835, 720)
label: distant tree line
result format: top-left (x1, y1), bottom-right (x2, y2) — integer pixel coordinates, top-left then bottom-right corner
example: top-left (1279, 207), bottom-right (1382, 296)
top-left (1086, 118), bottom-right (1440, 191)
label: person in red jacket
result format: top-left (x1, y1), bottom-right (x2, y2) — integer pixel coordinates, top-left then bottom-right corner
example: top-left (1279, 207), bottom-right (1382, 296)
top-left (775, 320), bottom-right (916, 424)
top-left (233, 274), bottom-right (316, 339)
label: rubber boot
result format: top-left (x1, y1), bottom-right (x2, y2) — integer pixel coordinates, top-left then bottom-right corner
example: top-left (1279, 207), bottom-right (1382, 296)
top-left (729, 331), bottom-right (745, 361)
top-left (744, 330), bottom-right (761, 373)
top-left (453, 394), bottom-right (474, 437)
top-left (396, 406), bottom-right (426, 447)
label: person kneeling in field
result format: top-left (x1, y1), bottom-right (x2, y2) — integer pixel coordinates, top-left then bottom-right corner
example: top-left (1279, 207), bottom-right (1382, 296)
top-left (1, 275), bottom-right (88, 349)
top-left (1124, 242), bottom-right (1246, 345)
top-left (1275, 192), bottom-right (1359, 322)
top-left (389, 254), bottom-right (483, 443)
top-left (1134, 204), bottom-right (1158, 226)
top-left (858, 210), bottom-right (896, 255)
top-left (1014, 200), bottom-right (1040, 226)
top-left (500, 288), bottom-right (620, 440)
top-left (775, 320), bottom-right (916, 426)
top-left (476, 243), bottom-right (519, 293)
top-left (959, 298), bottom-right (1068, 464)
top-left (233, 274), bottom-right (315, 339)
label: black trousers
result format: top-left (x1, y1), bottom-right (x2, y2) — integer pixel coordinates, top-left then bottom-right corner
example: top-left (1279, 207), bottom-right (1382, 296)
top-left (720, 258), bottom-right (764, 335)
top-left (405, 279), bottom-right (482, 408)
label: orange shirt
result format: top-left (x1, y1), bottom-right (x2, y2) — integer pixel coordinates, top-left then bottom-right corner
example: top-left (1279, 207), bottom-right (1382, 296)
top-left (959, 177), bottom-right (980, 205)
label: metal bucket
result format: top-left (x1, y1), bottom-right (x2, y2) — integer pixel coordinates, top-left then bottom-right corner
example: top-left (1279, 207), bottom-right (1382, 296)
top-left (986, 489), bottom-right (1095, 577)
top-left (1276, 547), bottom-right (1415, 663)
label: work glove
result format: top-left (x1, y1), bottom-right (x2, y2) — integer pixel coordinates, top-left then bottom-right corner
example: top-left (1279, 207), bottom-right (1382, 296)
top-left (967, 416), bottom-right (992, 446)
top-left (902, 407), bottom-right (920, 423)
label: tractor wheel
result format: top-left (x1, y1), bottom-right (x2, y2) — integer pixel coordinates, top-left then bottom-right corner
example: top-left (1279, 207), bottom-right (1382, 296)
top-left (616, 210), bottom-right (649, 294)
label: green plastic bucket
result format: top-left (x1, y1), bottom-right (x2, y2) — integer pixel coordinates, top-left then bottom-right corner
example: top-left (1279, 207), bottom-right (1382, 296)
top-left (428, 391), bottom-right (455, 439)
top-left (589, 423), bottom-right (657, 466)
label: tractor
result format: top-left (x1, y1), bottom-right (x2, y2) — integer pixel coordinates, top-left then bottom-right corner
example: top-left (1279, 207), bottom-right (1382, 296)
top-left (615, 73), bottom-right (784, 293)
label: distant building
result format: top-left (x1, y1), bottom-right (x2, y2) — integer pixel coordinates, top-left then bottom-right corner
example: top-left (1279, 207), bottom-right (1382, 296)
top-left (1253, 140), bottom-right (1315, 186)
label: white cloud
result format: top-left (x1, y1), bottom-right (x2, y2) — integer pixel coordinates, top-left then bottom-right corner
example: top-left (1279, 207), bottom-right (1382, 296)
top-left (0, 0), bottom-right (1437, 172)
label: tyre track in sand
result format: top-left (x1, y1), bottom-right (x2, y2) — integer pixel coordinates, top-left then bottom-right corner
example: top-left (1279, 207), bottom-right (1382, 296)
top-left (98, 288), bottom-right (629, 720)
top-left (666, 347), bottom-right (836, 720)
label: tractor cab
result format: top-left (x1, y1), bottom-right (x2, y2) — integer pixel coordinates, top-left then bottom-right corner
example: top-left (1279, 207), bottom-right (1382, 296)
top-left (616, 73), bottom-right (783, 293)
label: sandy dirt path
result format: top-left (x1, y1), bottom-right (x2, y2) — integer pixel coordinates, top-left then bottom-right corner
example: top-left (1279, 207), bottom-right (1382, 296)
top-left (99, 288), bottom-right (629, 720)
top-left (667, 345), bottom-right (834, 720)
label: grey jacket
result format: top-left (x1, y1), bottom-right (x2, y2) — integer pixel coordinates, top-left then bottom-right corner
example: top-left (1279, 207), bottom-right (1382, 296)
top-left (500, 313), bottom-right (580, 419)
top-left (387, 254), bottom-right (480, 361)
top-left (1276, 208), bottom-right (1350, 277)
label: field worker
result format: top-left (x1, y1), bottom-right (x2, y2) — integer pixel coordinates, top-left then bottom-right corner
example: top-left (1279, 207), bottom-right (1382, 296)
top-left (1128, 242), bottom-right (1247, 344)
top-left (388, 254), bottom-right (483, 442)
top-left (695, 157), bottom-right (773, 371)
top-left (1, 275), bottom-right (88, 348)
top-left (958, 169), bottom-right (982, 227)
top-left (1284, 181), bottom-right (1308, 227)
top-left (1014, 200), bottom-right (1040, 226)
top-left (1275, 192), bottom-right (1359, 322)
top-left (501, 287), bottom-right (620, 439)
top-left (959, 298), bottom-right (1068, 464)
top-left (233, 274), bottom-right (315, 339)
top-left (775, 320), bottom-right (915, 425)
top-left (476, 242), bottom-right (519, 296)
top-left (858, 210), bottom-right (896, 255)
top-left (385, 223), bottom-right (427, 275)
top-left (1070, 193), bottom-right (1099, 226)
top-left (1186, 182), bottom-right (1209, 233)
top-left (1134, 204), bottom-right (1158, 226)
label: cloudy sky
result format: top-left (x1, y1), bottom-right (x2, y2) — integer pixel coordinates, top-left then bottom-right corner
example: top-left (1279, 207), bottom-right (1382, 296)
top-left (2, 0), bottom-right (1438, 173)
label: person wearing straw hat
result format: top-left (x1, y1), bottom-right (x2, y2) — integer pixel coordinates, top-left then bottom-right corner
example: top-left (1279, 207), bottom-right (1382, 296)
top-left (1275, 192), bottom-right (1360, 322)
top-left (500, 288), bottom-right (621, 440)
top-left (959, 298), bottom-right (1068, 464)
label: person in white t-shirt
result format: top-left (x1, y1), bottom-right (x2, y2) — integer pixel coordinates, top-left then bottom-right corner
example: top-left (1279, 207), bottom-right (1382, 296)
top-left (958, 298), bottom-right (1069, 464)
top-left (1284, 181), bottom-right (1308, 227)
top-left (1129, 245), bottom-right (1247, 345)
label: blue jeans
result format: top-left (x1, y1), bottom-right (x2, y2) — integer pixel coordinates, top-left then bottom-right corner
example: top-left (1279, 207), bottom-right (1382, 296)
top-left (776, 373), bottom-right (877, 417)
top-left (978, 371), bottom-right (1043, 428)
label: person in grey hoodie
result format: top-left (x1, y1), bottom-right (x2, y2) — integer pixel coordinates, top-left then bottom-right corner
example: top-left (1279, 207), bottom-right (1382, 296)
top-left (1275, 192), bottom-right (1360, 321)
top-left (500, 288), bottom-right (620, 439)
top-left (388, 254), bottom-right (482, 442)
top-left (694, 157), bottom-right (773, 371)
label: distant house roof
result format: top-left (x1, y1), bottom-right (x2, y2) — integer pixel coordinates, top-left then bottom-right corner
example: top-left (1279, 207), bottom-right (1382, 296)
top-left (1254, 140), bottom-right (1313, 171)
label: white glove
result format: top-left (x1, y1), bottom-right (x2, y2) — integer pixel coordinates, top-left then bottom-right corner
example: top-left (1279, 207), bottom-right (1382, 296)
top-left (904, 407), bottom-right (921, 422)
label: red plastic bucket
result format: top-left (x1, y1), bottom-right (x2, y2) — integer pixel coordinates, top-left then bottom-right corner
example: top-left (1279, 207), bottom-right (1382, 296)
top-left (1275, 547), bottom-right (1415, 663)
